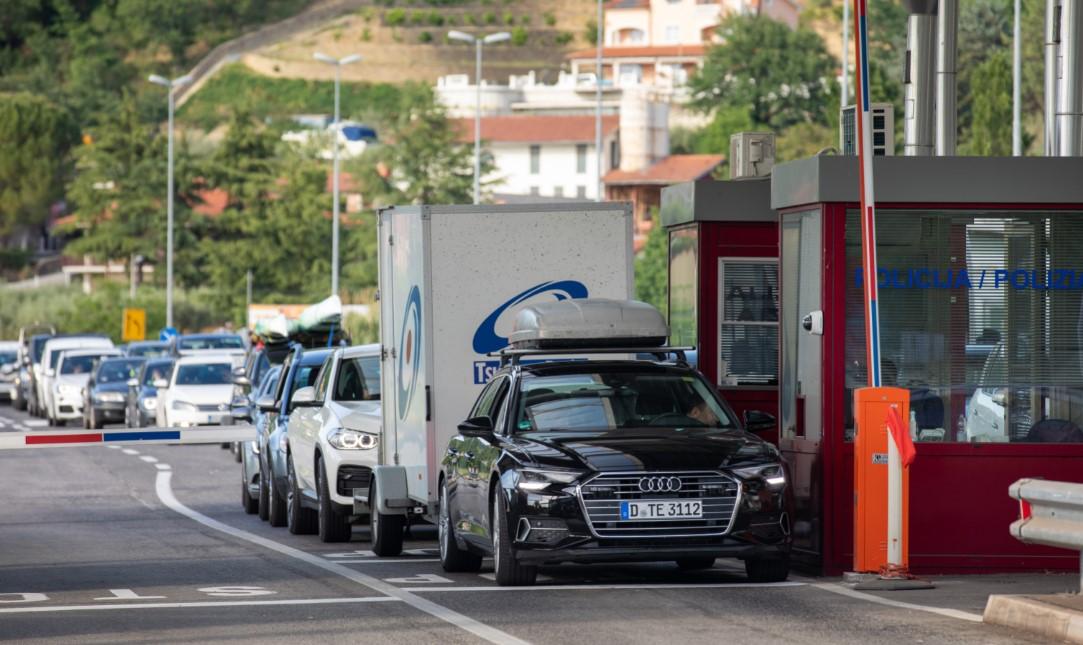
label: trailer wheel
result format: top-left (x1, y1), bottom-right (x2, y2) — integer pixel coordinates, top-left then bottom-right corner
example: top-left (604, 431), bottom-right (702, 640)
top-left (369, 478), bottom-right (403, 556)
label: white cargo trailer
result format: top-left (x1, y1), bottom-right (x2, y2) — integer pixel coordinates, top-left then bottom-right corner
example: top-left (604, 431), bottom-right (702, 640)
top-left (368, 203), bottom-right (633, 555)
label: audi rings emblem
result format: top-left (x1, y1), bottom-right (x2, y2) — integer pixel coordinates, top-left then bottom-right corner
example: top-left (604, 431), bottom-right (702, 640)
top-left (637, 476), bottom-right (682, 493)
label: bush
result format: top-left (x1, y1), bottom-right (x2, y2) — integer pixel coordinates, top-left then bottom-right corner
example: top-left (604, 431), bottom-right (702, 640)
top-left (410, 10), bottom-right (425, 24)
top-left (385, 8), bottom-right (407, 26)
top-left (511, 25), bottom-right (528, 46)
top-left (465, 13), bottom-right (478, 25)
top-left (483, 11), bottom-right (497, 25)
top-left (520, 15), bottom-right (530, 24)
top-left (554, 31), bottom-right (573, 45)
top-left (419, 31), bottom-right (433, 43)
top-left (427, 11), bottom-right (445, 26)
top-left (503, 11), bottom-right (515, 25)
top-left (361, 28), bottom-right (372, 42)
top-left (543, 11), bottom-right (556, 27)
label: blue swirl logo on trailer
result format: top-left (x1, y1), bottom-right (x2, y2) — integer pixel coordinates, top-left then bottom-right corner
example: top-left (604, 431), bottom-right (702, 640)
top-left (398, 285), bottom-right (422, 420)
top-left (472, 280), bottom-right (590, 354)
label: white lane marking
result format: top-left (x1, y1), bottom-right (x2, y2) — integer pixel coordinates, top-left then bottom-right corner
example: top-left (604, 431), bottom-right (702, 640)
top-left (122, 448), bottom-right (140, 456)
top-left (410, 582), bottom-right (806, 592)
top-left (14, 425), bottom-right (29, 432)
top-left (94, 589), bottom-right (167, 601)
top-left (810, 583), bottom-right (982, 623)
top-left (155, 471), bottom-right (528, 645)
top-left (107, 445), bottom-right (122, 450)
top-left (478, 573), bottom-right (552, 583)
top-left (24, 420), bottom-right (48, 427)
top-left (0, 596), bottom-right (401, 614)
top-left (333, 558), bottom-right (442, 564)
top-left (325, 549), bottom-right (435, 558)
top-left (383, 574), bottom-right (453, 585)
top-left (155, 464), bottom-right (171, 471)
top-left (139, 455), bottom-right (158, 463)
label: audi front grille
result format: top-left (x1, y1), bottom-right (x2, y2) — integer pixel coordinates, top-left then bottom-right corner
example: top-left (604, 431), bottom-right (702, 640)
top-left (577, 471), bottom-right (741, 539)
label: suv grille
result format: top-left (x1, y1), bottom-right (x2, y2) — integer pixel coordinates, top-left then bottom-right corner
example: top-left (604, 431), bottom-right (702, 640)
top-left (578, 471), bottom-right (741, 538)
top-left (337, 465), bottom-right (373, 497)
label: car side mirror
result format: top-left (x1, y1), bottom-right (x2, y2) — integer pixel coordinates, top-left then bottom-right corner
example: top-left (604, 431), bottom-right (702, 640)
top-left (153, 378), bottom-right (169, 389)
top-left (458, 416), bottom-right (494, 438)
top-left (743, 410), bottom-right (777, 433)
top-left (257, 394), bottom-right (277, 413)
top-left (290, 386), bottom-right (319, 409)
top-left (46, 368), bottom-right (55, 377)
top-left (127, 378), bottom-right (139, 388)
top-left (233, 376), bottom-right (251, 388)
top-left (1, 364), bottom-right (13, 375)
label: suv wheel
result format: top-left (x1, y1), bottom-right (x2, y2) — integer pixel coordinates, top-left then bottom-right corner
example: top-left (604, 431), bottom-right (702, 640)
top-left (369, 478), bottom-right (403, 556)
top-left (257, 455), bottom-right (270, 522)
top-left (286, 454), bottom-right (317, 535)
top-left (492, 491), bottom-right (536, 586)
top-left (241, 458), bottom-right (258, 514)
top-left (744, 557), bottom-right (790, 583)
top-left (439, 479), bottom-right (482, 572)
top-left (267, 458), bottom-right (287, 527)
top-left (317, 457), bottom-right (352, 543)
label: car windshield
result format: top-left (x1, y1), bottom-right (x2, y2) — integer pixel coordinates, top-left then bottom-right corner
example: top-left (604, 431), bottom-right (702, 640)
top-left (61, 354), bottom-right (111, 375)
top-left (0, 351), bottom-right (16, 366)
top-left (143, 361), bottom-right (175, 386)
top-left (178, 336), bottom-right (243, 351)
top-left (128, 343), bottom-right (167, 357)
top-left (515, 369), bottom-right (735, 433)
top-left (333, 355), bottom-right (381, 401)
top-left (97, 359), bottom-right (143, 383)
top-left (175, 363), bottom-right (232, 385)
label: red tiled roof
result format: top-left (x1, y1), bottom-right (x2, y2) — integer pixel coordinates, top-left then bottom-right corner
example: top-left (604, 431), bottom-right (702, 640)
top-left (603, 154), bottom-right (724, 186)
top-left (325, 171), bottom-right (360, 194)
top-left (452, 115), bottom-right (619, 144)
top-left (605, 0), bottom-right (649, 9)
top-left (567, 45), bottom-right (707, 60)
top-left (192, 187), bottom-right (229, 217)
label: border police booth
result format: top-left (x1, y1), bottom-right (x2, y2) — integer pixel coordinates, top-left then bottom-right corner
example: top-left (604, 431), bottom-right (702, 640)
top-left (664, 156), bottom-right (1083, 575)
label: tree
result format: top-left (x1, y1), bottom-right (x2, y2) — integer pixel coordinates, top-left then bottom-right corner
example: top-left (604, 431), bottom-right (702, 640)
top-left (961, 50), bottom-right (1013, 157)
top-left (690, 14), bottom-right (836, 132)
top-left (0, 92), bottom-right (78, 236)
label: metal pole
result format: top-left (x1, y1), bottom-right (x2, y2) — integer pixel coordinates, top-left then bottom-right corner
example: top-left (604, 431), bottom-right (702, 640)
top-left (903, 6), bottom-right (936, 156)
top-left (1059, 0), bottom-right (1083, 155)
top-left (332, 63), bottom-right (341, 296)
top-left (1014, 0), bottom-right (1023, 156)
top-left (1047, 0), bottom-right (1062, 155)
top-left (595, 0), bottom-right (603, 202)
top-left (936, 0), bottom-right (958, 155)
top-left (166, 87), bottom-right (175, 329)
top-left (474, 40), bottom-right (482, 205)
top-left (246, 269), bottom-right (253, 325)
top-left (842, 0), bottom-right (850, 106)
top-left (129, 253), bottom-right (136, 300)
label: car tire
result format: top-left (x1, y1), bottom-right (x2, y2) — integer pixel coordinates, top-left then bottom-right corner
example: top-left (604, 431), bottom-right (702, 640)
top-left (241, 459), bottom-right (258, 515)
top-left (233, 443), bottom-right (242, 463)
top-left (439, 479), bottom-right (482, 573)
top-left (675, 557), bottom-right (716, 571)
top-left (286, 454), bottom-right (317, 535)
top-left (744, 557), bottom-right (790, 583)
top-left (257, 458), bottom-right (271, 522)
top-left (317, 457), bottom-right (352, 543)
top-left (268, 462), bottom-right (288, 528)
top-left (492, 490), bottom-right (536, 586)
top-left (369, 478), bottom-right (404, 557)
top-left (14, 394), bottom-right (26, 411)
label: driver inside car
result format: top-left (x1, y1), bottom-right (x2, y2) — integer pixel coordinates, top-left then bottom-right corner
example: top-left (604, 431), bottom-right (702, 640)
top-left (687, 399), bottom-right (720, 426)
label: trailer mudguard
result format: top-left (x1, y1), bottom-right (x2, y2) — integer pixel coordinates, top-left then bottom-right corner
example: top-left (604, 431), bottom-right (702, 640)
top-left (370, 465), bottom-right (411, 516)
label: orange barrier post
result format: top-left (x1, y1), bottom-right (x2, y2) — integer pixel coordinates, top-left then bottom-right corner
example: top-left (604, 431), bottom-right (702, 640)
top-left (853, 387), bottom-right (910, 573)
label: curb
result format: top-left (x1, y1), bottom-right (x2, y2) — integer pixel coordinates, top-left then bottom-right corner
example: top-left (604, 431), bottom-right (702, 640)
top-left (983, 594), bottom-right (1083, 644)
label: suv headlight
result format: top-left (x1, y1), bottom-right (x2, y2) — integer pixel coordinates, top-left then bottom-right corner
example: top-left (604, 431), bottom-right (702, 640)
top-left (733, 464), bottom-right (786, 488)
top-left (327, 429), bottom-right (378, 450)
top-left (515, 468), bottom-right (583, 491)
top-left (172, 400), bottom-right (197, 412)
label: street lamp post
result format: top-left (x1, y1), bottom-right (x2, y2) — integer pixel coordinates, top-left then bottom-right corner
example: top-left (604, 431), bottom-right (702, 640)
top-left (448, 31), bottom-right (511, 205)
top-left (314, 52), bottom-right (362, 298)
top-left (148, 73), bottom-right (192, 330)
top-left (595, 0), bottom-right (603, 202)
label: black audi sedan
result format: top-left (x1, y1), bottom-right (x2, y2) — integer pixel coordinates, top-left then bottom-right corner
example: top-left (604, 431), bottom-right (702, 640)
top-left (439, 356), bottom-right (792, 586)
top-left (83, 357), bottom-right (145, 429)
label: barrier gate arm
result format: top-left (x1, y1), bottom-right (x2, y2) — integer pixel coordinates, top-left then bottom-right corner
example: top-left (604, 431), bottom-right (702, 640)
top-left (1009, 478), bottom-right (1083, 591)
top-left (0, 426), bottom-right (255, 450)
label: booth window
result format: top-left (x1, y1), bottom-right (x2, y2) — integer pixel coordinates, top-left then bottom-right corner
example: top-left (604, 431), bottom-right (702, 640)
top-left (718, 259), bottom-right (778, 385)
top-left (844, 209), bottom-right (1083, 444)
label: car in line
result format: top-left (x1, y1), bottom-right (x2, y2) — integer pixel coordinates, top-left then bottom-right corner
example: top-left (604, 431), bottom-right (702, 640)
top-left (255, 346), bottom-right (332, 527)
top-left (125, 340), bottom-right (170, 358)
top-left (170, 333), bottom-right (247, 367)
top-left (227, 346), bottom-right (281, 462)
top-left (49, 347), bottom-right (123, 425)
top-left (0, 341), bottom-right (18, 403)
top-left (38, 335), bottom-right (114, 421)
top-left (283, 344), bottom-right (381, 541)
top-left (156, 356), bottom-right (236, 428)
top-left (23, 332), bottom-right (58, 415)
top-left (437, 299), bottom-right (792, 586)
top-left (125, 358), bottom-right (175, 428)
top-left (82, 357), bottom-right (145, 429)
top-left (238, 364), bottom-right (282, 514)
top-left (12, 325), bottom-right (55, 411)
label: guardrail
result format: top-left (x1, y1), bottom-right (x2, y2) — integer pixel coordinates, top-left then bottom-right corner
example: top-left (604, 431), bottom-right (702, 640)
top-left (0, 426), bottom-right (254, 450)
top-left (1009, 478), bottom-right (1083, 590)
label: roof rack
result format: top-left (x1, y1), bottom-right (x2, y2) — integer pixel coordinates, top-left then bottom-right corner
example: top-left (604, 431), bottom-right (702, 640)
top-left (494, 346), bottom-right (694, 368)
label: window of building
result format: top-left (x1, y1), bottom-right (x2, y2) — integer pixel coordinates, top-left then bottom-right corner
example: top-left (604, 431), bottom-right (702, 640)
top-left (576, 144), bottom-right (588, 174)
top-left (554, 186), bottom-right (564, 198)
top-left (609, 139), bottom-right (620, 169)
top-left (719, 259), bottom-right (779, 386)
top-left (664, 25), bottom-right (680, 43)
top-left (577, 185), bottom-right (587, 199)
top-left (529, 145), bottom-right (541, 174)
top-left (843, 209), bottom-right (1083, 444)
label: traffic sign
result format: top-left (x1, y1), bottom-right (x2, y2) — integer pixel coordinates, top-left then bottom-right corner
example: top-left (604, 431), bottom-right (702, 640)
top-left (122, 308), bottom-right (146, 342)
top-left (159, 326), bottom-right (179, 342)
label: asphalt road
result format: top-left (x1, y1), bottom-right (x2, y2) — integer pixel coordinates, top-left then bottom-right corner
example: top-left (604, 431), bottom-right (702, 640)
top-left (0, 405), bottom-right (1065, 644)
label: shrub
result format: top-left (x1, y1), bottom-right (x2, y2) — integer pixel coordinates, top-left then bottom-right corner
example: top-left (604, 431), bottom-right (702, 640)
top-left (554, 31), bottom-right (573, 45)
top-left (419, 30), bottom-right (433, 43)
top-left (385, 8), bottom-right (406, 26)
top-left (361, 28), bottom-right (372, 42)
top-left (511, 25), bottom-right (528, 46)
top-left (410, 10), bottom-right (425, 24)
top-left (543, 11), bottom-right (556, 27)
top-left (465, 13), bottom-right (478, 25)
top-left (483, 11), bottom-right (497, 25)
top-left (427, 11), bottom-right (445, 26)
top-left (520, 15), bottom-right (530, 24)
top-left (503, 11), bottom-right (515, 25)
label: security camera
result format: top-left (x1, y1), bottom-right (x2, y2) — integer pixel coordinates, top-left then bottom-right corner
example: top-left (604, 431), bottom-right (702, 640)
top-left (802, 311), bottom-right (824, 336)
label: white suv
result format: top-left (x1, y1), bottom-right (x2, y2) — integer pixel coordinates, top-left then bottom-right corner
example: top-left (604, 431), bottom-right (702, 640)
top-left (284, 344), bottom-right (381, 542)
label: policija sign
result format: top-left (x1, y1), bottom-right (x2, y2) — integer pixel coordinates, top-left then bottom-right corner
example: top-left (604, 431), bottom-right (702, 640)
top-left (854, 268), bottom-right (1083, 290)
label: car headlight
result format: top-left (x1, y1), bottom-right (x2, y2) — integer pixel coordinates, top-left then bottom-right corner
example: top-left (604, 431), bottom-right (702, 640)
top-left (56, 384), bottom-right (81, 396)
top-left (141, 396), bottom-right (158, 410)
top-left (327, 428), bottom-right (378, 450)
top-left (515, 468), bottom-right (583, 491)
top-left (732, 464), bottom-right (787, 488)
top-left (172, 400), bottom-right (197, 412)
top-left (95, 392), bottom-right (126, 403)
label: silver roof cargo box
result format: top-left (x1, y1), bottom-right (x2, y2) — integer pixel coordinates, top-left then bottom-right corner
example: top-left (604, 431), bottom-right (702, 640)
top-left (509, 299), bottom-right (668, 349)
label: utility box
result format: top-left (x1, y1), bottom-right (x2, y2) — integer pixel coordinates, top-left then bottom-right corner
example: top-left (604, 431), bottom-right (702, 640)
top-left (730, 132), bottom-right (776, 179)
top-left (853, 387), bottom-right (911, 573)
top-left (840, 104), bottom-right (895, 156)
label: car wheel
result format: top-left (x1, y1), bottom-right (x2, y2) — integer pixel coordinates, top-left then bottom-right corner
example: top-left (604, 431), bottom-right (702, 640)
top-left (369, 478), bottom-right (403, 556)
top-left (744, 557), bottom-right (790, 583)
top-left (267, 460), bottom-right (288, 528)
top-left (439, 479), bottom-right (482, 572)
top-left (286, 454), bottom-right (317, 535)
top-left (675, 557), bottom-right (716, 571)
top-left (233, 442), bottom-right (242, 463)
top-left (241, 458), bottom-right (258, 515)
top-left (492, 490), bottom-right (536, 586)
top-left (317, 457), bottom-right (352, 543)
top-left (257, 457), bottom-right (270, 522)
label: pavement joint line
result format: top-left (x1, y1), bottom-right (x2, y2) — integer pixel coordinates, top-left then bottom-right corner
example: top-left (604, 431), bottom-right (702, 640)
top-left (809, 582), bottom-right (983, 623)
top-left (154, 470), bottom-right (530, 645)
top-left (0, 596), bottom-right (403, 614)
top-left (408, 582), bottom-right (807, 592)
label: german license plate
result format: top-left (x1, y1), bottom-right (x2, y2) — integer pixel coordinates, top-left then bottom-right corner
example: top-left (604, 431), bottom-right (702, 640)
top-left (620, 500), bottom-right (702, 520)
